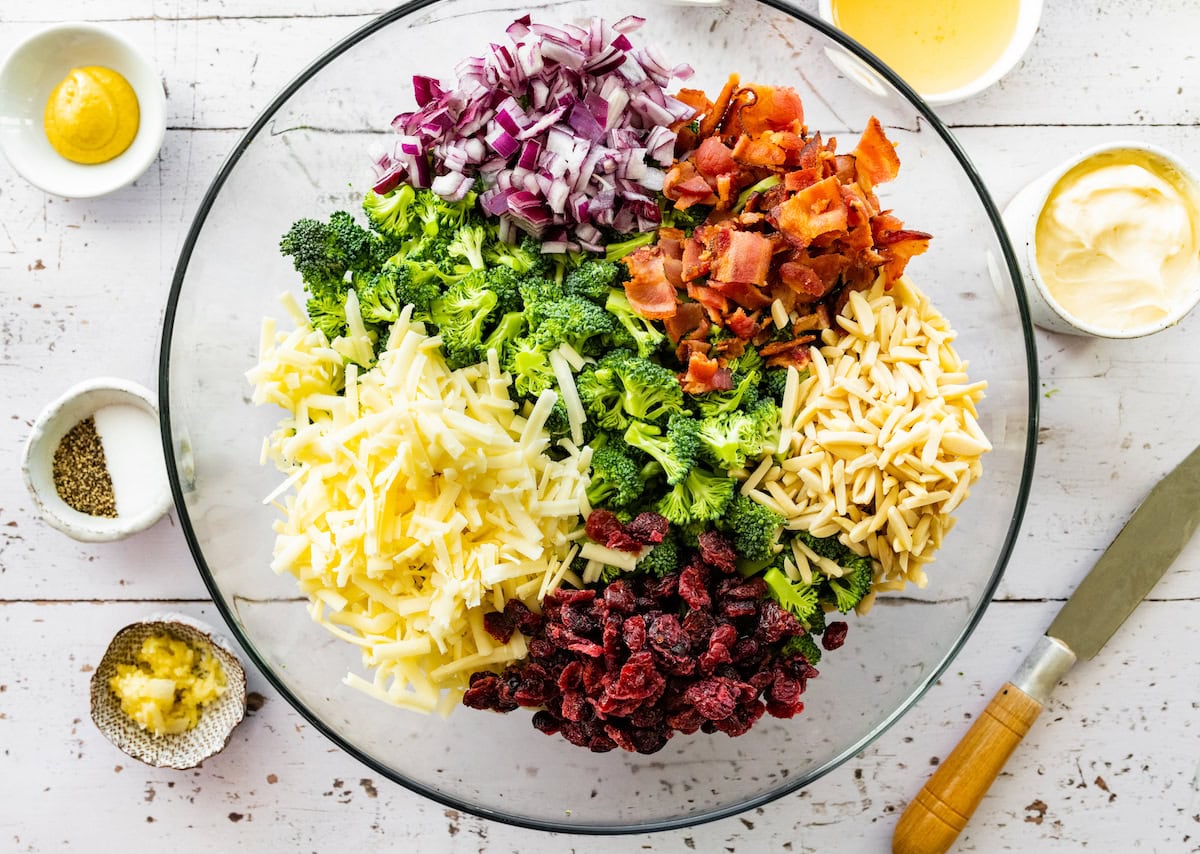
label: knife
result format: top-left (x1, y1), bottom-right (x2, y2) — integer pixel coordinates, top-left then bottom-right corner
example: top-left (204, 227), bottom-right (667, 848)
top-left (892, 442), bottom-right (1200, 854)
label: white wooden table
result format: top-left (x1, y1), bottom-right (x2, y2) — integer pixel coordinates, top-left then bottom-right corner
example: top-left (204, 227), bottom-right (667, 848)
top-left (3, 1), bottom-right (1199, 851)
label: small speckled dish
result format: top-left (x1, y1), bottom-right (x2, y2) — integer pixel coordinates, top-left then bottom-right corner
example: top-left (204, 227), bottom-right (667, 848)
top-left (91, 614), bottom-right (248, 770)
top-left (22, 377), bottom-right (172, 541)
top-left (0, 22), bottom-right (167, 197)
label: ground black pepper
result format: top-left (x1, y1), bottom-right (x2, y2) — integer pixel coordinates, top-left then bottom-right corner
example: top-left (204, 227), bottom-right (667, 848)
top-left (52, 416), bottom-right (117, 517)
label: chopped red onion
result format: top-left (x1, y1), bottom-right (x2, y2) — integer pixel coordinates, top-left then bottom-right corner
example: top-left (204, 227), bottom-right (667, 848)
top-left (379, 15), bottom-right (696, 251)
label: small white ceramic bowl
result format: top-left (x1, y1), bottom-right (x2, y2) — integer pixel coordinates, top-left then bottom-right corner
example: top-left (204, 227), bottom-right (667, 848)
top-left (91, 613), bottom-right (248, 770)
top-left (1002, 141), bottom-right (1200, 338)
top-left (0, 22), bottom-right (166, 198)
top-left (818, 0), bottom-right (1043, 106)
top-left (22, 377), bottom-right (172, 541)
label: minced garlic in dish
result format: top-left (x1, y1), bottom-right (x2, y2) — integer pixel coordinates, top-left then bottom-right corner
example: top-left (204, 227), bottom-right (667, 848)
top-left (108, 634), bottom-right (227, 736)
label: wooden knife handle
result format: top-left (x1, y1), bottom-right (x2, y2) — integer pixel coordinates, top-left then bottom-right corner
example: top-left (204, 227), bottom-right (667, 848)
top-left (891, 682), bottom-right (1044, 854)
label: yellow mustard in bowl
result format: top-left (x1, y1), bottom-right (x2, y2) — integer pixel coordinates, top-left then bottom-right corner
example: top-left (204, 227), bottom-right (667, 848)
top-left (43, 66), bottom-right (140, 164)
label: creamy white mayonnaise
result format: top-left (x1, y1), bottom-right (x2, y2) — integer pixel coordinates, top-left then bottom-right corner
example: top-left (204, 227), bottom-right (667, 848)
top-left (1034, 149), bottom-right (1200, 332)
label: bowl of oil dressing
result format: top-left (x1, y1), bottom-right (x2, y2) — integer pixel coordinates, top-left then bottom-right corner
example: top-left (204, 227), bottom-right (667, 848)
top-left (819, 0), bottom-right (1043, 105)
top-left (22, 378), bottom-right (171, 541)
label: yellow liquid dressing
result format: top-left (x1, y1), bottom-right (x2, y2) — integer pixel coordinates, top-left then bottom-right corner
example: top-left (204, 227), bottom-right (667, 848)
top-left (831, 0), bottom-right (1021, 96)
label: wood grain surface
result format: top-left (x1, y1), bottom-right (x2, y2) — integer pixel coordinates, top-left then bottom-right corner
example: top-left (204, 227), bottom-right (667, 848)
top-left (2, 1), bottom-right (1198, 851)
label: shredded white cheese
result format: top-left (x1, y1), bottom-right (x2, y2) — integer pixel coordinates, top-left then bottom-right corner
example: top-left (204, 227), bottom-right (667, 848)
top-left (246, 307), bottom-right (590, 714)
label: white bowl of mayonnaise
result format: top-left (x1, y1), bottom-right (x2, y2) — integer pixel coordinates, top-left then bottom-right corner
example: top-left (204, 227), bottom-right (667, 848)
top-left (1004, 141), bottom-right (1200, 338)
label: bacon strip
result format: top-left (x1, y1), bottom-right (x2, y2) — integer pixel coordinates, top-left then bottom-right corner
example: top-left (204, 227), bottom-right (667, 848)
top-left (853, 117), bottom-right (901, 191)
top-left (680, 352), bottom-right (734, 394)
top-left (776, 176), bottom-right (849, 247)
top-left (621, 247), bottom-right (678, 320)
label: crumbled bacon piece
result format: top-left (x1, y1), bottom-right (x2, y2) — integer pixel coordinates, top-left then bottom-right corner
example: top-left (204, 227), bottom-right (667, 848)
top-left (680, 351), bottom-right (733, 394)
top-left (621, 246), bottom-right (678, 319)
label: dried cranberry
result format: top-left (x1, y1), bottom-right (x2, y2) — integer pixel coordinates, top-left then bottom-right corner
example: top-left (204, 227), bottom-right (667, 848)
top-left (531, 710), bottom-right (561, 735)
top-left (620, 614), bottom-right (647, 652)
top-left (603, 580), bottom-right (636, 615)
top-left (678, 565), bottom-right (712, 611)
top-left (647, 614), bottom-right (689, 657)
top-left (698, 530), bottom-right (738, 573)
top-left (720, 599), bottom-right (758, 619)
top-left (483, 610), bottom-right (516, 644)
top-left (755, 599), bottom-right (802, 644)
top-left (731, 636), bottom-right (762, 663)
top-left (462, 675), bottom-right (500, 710)
top-left (681, 608), bottom-right (714, 642)
top-left (560, 691), bottom-right (589, 722)
top-left (644, 573), bottom-right (679, 602)
top-left (666, 707), bottom-right (706, 735)
top-left (718, 577), bottom-right (768, 600)
top-left (514, 669), bottom-right (556, 707)
top-left (551, 588), bottom-right (597, 606)
top-left (607, 652), bottom-right (666, 702)
top-left (684, 677), bottom-right (744, 721)
top-left (627, 512), bottom-right (670, 545)
top-left (585, 508), bottom-right (624, 544)
top-left (630, 727), bottom-right (670, 754)
top-left (602, 612), bottom-right (623, 661)
top-left (585, 509), bottom-right (642, 552)
top-left (503, 599), bottom-right (544, 634)
top-left (710, 700), bottom-right (765, 736)
top-left (823, 621), bottom-right (849, 650)
top-left (709, 623), bottom-right (738, 649)
top-left (528, 638), bottom-right (556, 660)
top-left (604, 723), bottom-right (639, 753)
top-left (560, 602), bottom-right (599, 636)
top-left (699, 643), bottom-right (732, 675)
top-left (557, 660), bottom-right (583, 691)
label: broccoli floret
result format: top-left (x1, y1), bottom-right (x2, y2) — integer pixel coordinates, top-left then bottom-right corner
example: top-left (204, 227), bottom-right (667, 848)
top-left (760, 367), bottom-right (790, 404)
top-left (797, 530), bottom-right (850, 563)
top-left (484, 265), bottom-right (524, 315)
top-left (327, 210), bottom-right (386, 272)
top-left (624, 415), bottom-right (700, 486)
top-left (447, 224), bottom-right (487, 272)
top-left (388, 262), bottom-right (443, 317)
top-left (694, 369), bottom-right (761, 418)
top-left (604, 230), bottom-right (656, 263)
top-left (544, 399), bottom-right (572, 441)
top-left (486, 234), bottom-right (551, 276)
top-left (482, 312), bottom-right (525, 362)
top-left (280, 217), bottom-right (349, 295)
top-left (720, 494), bottom-right (784, 561)
top-left (575, 360), bottom-right (629, 433)
top-left (305, 291), bottom-right (349, 341)
top-left (586, 445), bottom-right (644, 509)
top-left (563, 260), bottom-right (622, 302)
top-left (534, 296), bottom-right (616, 356)
top-left (429, 273), bottom-right (499, 369)
top-left (780, 632), bottom-right (822, 665)
top-left (732, 175), bottom-right (781, 213)
top-left (615, 356), bottom-right (685, 423)
top-left (763, 567), bottom-right (820, 627)
top-left (362, 184), bottom-right (417, 239)
top-left (355, 274), bottom-right (401, 327)
top-left (504, 336), bottom-right (557, 398)
top-left (655, 467), bottom-right (735, 526)
top-left (604, 288), bottom-right (666, 358)
top-left (516, 276), bottom-right (565, 328)
top-left (637, 537), bottom-right (681, 578)
top-left (822, 553), bottom-right (874, 614)
top-left (698, 398), bottom-right (781, 470)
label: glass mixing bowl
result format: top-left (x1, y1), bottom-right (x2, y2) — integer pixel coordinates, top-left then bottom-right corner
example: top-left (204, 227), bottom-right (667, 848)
top-left (159, 0), bottom-right (1037, 833)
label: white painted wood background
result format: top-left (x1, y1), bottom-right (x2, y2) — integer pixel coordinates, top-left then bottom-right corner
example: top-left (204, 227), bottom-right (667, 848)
top-left (2, 0), bottom-right (1199, 851)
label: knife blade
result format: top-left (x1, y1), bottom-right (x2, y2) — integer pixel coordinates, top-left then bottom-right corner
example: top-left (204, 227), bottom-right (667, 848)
top-left (893, 442), bottom-right (1200, 854)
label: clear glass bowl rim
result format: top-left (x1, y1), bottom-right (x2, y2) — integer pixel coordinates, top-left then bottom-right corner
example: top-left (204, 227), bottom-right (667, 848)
top-left (157, 0), bottom-right (1039, 834)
